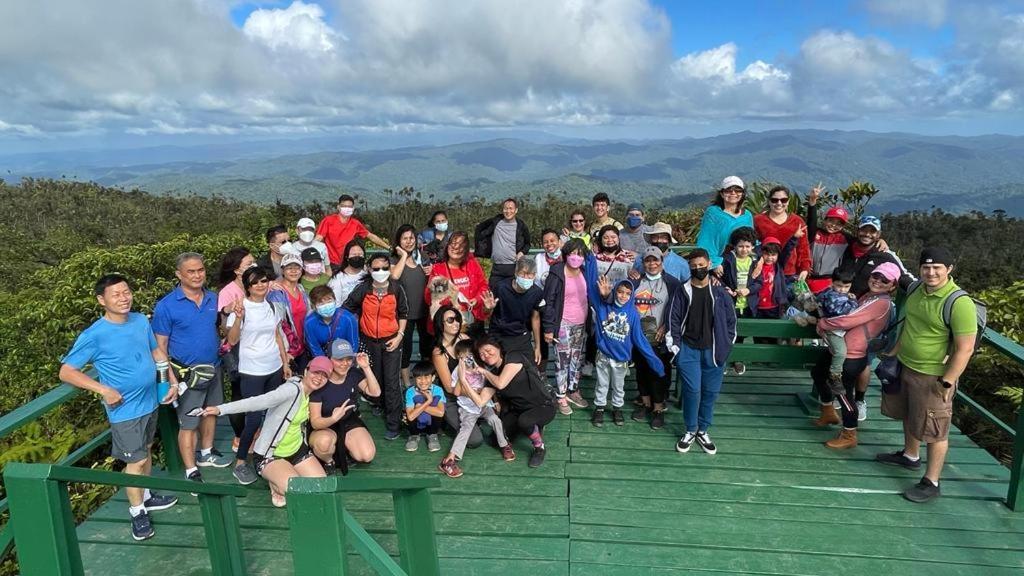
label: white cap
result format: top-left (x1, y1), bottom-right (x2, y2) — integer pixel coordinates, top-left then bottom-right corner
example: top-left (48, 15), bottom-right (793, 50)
top-left (297, 217), bottom-right (316, 229)
top-left (720, 176), bottom-right (745, 190)
top-left (281, 253), bottom-right (302, 268)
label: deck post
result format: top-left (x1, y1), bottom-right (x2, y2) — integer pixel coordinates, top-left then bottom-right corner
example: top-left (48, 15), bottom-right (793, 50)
top-left (197, 494), bottom-right (249, 575)
top-left (393, 487), bottom-right (441, 576)
top-left (1007, 403), bottom-right (1024, 511)
top-left (157, 404), bottom-right (183, 476)
top-left (3, 463), bottom-right (84, 576)
top-left (287, 477), bottom-right (349, 575)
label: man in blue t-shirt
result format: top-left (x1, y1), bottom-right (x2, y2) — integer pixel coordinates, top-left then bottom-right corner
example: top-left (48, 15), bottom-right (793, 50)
top-left (152, 253), bottom-right (232, 488)
top-left (59, 274), bottom-right (179, 542)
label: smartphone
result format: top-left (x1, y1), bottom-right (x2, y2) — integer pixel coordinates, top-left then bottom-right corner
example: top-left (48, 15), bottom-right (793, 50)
top-left (186, 407), bottom-right (204, 417)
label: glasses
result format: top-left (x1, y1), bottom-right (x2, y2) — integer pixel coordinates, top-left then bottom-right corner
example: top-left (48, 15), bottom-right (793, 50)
top-left (870, 273), bottom-right (893, 283)
top-left (769, 197), bottom-right (789, 204)
top-left (722, 188), bottom-right (744, 196)
top-left (371, 267), bottom-right (390, 272)
top-left (252, 278), bottom-right (270, 285)
top-left (443, 316), bottom-right (459, 324)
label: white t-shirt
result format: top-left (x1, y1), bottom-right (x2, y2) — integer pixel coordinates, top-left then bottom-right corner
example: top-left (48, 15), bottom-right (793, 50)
top-left (329, 271), bottom-right (366, 307)
top-left (226, 300), bottom-right (285, 376)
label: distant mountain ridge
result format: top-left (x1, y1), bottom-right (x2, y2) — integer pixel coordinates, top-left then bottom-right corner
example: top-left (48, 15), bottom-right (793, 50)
top-left (4, 129), bottom-right (1024, 215)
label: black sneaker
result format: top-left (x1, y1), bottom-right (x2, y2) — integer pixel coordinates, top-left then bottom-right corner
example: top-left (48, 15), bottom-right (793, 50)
top-left (903, 477), bottom-right (941, 503)
top-left (130, 511), bottom-right (155, 541)
top-left (875, 450), bottom-right (922, 470)
top-left (630, 404), bottom-right (649, 422)
top-left (591, 408), bottom-right (605, 428)
top-left (695, 431), bottom-right (717, 455)
top-left (528, 447), bottom-right (546, 468)
top-left (612, 409), bottom-right (625, 427)
top-left (143, 493), bottom-right (178, 512)
top-left (650, 410), bottom-right (665, 430)
top-left (675, 431), bottom-right (696, 453)
top-left (186, 469), bottom-right (203, 497)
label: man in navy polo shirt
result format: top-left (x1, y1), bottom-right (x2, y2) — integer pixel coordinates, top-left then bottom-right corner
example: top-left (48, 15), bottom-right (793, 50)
top-left (152, 252), bottom-right (231, 488)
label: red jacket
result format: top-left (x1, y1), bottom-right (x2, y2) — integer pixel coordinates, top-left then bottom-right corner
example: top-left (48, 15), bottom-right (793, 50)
top-left (754, 213), bottom-right (811, 277)
top-left (425, 253), bottom-right (489, 323)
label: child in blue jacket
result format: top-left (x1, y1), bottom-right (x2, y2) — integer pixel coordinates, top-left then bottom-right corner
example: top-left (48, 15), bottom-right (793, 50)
top-left (584, 251), bottom-right (664, 427)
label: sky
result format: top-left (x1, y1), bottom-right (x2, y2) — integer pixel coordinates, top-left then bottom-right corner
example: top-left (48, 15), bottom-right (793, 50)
top-left (2, 0), bottom-right (1024, 154)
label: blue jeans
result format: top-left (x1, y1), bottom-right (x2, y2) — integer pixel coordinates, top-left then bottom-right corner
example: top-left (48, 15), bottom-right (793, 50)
top-left (676, 344), bottom-right (724, 433)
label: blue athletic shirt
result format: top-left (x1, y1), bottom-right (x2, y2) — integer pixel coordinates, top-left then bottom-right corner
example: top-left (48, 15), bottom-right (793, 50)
top-left (62, 312), bottom-right (159, 423)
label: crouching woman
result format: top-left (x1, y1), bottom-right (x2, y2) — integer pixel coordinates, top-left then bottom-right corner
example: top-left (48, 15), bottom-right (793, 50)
top-left (201, 356), bottom-right (333, 507)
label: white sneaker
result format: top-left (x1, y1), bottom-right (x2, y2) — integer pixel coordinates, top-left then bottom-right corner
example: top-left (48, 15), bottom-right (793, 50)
top-left (857, 400), bottom-right (867, 422)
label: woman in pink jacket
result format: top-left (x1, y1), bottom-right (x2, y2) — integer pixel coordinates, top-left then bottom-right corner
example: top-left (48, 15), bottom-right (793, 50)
top-left (810, 262), bottom-right (901, 449)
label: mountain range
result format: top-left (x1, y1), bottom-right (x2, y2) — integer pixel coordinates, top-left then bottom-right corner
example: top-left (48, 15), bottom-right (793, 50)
top-left (3, 129), bottom-right (1023, 215)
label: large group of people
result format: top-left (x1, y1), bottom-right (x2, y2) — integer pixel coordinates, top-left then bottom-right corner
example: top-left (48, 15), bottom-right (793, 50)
top-left (59, 177), bottom-right (978, 541)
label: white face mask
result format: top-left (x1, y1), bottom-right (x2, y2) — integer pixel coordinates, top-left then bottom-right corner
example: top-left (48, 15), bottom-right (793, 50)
top-left (298, 230), bottom-right (314, 243)
top-left (339, 207), bottom-right (355, 217)
top-left (371, 270), bottom-right (390, 283)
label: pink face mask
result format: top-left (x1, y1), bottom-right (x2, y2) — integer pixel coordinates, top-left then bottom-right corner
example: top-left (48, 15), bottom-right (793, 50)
top-left (304, 262), bottom-right (324, 276)
top-left (566, 254), bottom-right (584, 269)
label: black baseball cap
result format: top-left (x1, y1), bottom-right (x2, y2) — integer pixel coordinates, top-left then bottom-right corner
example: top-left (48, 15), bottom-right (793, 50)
top-left (919, 246), bottom-right (954, 267)
top-left (301, 247), bottom-right (323, 262)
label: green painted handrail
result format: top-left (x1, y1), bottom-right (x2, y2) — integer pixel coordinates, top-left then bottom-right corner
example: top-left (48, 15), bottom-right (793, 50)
top-left (287, 475), bottom-right (442, 576)
top-left (3, 463), bottom-right (249, 576)
top-left (0, 383), bottom-right (81, 439)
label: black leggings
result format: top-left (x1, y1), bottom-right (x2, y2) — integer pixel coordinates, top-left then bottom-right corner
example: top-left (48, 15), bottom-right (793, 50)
top-left (499, 404), bottom-right (556, 440)
top-left (635, 346), bottom-right (673, 405)
top-left (362, 336), bottom-right (403, 433)
top-left (236, 368), bottom-right (284, 460)
top-left (400, 317), bottom-right (433, 369)
top-left (813, 355), bottom-right (869, 429)
top-left (408, 415), bottom-right (441, 436)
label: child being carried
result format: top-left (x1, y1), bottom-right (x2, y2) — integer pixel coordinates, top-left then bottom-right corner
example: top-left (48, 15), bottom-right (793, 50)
top-left (815, 268), bottom-right (859, 391)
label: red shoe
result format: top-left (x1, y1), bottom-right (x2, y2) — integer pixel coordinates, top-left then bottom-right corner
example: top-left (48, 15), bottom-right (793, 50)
top-left (501, 445), bottom-right (516, 462)
top-left (438, 457), bottom-right (463, 478)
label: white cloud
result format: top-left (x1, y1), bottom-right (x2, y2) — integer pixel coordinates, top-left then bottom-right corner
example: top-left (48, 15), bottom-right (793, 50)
top-left (243, 1), bottom-right (340, 54)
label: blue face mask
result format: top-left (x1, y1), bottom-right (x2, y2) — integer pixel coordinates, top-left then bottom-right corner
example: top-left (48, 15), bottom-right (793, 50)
top-left (515, 276), bottom-right (534, 291)
top-left (435, 222), bottom-right (448, 232)
top-left (645, 272), bottom-right (662, 281)
top-left (626, 215), bottom-right (643, 228)
top-left (546, 250), bottom-right (561, 259)
top-left (316, 302), bottom-right (337, 318)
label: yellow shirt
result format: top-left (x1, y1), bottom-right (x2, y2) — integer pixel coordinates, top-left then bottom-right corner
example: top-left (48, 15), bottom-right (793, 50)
top-left (274, 393), bottom-right (309, 458)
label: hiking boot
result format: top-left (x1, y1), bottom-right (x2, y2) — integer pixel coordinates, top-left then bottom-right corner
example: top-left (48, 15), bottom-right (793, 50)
top-left (130, 511), bottom-right (155, 541)
top-left (903, 477), bottom-right (941, 503)
top-left (196, 448), bottom-right (232, 468)
top-left (612, 409), bottom-right (625, 427)
top-left (857, 400), bottom-right (868, 422)
top-left (427, 434), bottom-right (441, 452)
top-left (186, 469), bottom-right (203, 497)
top-left (695, 431), bottom-right (717, 455)
top-left (232, 463), bottom-right (258, 486)
top-left (825, 428), bottom-right (858, 450)
top-left (875, 450), bottom-right (922, 470)
top-left (732, 362), bottom-right (746, 375)
top-left (501, 445), bottom-right (516, 462)
top-left (557, 398), bottom-right (573, 415)
top-left (143, 493), bottom-right (178, 512)
top-left (566, 391), bottom-right (589, 408)
top-left (650, 410), bottom-right (665, 430)
top-left (405, 434), bottom-right (421, 452)
top-left (528, 447), bottom-right (546, 468)
top-left (438, 457), bottom-right (464, 478)
top-left (675, 431), bottom-right (696, 453)
top-left (812, 404), bottom-right (841, 427)
top-left (590, 408), bottom-right (605, 428)
top-left (631, 404), bottom-right (649, 422)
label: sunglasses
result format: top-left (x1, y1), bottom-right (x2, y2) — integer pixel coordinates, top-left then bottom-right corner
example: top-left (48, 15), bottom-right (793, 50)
top-left (722, 188), bottom-right (744, 195)
top-left (443, 316), bottom-right (459, 324)
top-left (769, 197), bottom-right (789, 204)
top-left (571, 219), bottom-right (585, 223)
top-left (870, 272), bottom-right (893, 283)
top-left (371, 267), bottom-right (390, 272)
top-left (252, 278), bottom-right (270, 285)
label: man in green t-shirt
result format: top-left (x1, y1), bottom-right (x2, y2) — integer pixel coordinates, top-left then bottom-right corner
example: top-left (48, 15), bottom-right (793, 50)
top-left (877, 247), bottom-right (977, 503)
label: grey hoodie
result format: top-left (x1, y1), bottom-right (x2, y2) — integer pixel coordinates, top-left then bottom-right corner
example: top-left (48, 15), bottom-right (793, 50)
top-left (217, 377), bottom-right (304, 458)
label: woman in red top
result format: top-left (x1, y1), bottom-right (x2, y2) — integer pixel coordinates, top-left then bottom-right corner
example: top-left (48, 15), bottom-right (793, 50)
top-left (425, 232), bottom-right (491, 335)
top-left (753, 185), bottom-right (811, 284)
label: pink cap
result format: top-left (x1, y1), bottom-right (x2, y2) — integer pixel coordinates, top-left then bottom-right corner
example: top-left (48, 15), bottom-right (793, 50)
top-left (307, 356), bottom-right (333, 375)
top-left (872, 262), bottom-right (901, 282)
top-left (825, 206), bottom-right (849, 223)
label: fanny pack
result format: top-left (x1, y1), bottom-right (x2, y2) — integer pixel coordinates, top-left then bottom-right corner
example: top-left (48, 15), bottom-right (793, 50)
top-left (875, 356), bottom-right (903, 395)
top-left (170, 360), bottom-right (217, 391)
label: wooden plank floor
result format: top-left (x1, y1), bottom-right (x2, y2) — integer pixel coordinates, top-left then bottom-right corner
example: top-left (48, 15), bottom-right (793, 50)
top-left (76, 367), bottom-right (1024, 575)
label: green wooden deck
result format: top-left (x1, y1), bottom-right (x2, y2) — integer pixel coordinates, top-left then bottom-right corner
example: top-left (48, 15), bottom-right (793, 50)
top-left (74, 367), bottom-right (1024, 575)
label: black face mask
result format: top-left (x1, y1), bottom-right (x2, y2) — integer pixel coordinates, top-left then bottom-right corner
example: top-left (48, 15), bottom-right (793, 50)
top-left (653, 241), bottom-right (670, 253)
top-left (600, 243), bottom-right (620, 253)
top-left (690, 267), bottom-right (710, 281)
top-left (347, 256), bottom-right (366, 269)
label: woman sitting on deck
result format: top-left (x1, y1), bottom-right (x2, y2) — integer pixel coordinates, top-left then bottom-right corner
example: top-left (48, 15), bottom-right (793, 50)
top-left (201, 356), bottom-right (334, 508)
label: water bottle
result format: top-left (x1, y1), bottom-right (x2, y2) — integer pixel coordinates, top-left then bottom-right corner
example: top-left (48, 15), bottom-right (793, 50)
top-left (156, 360), bottom-right (171, 404)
